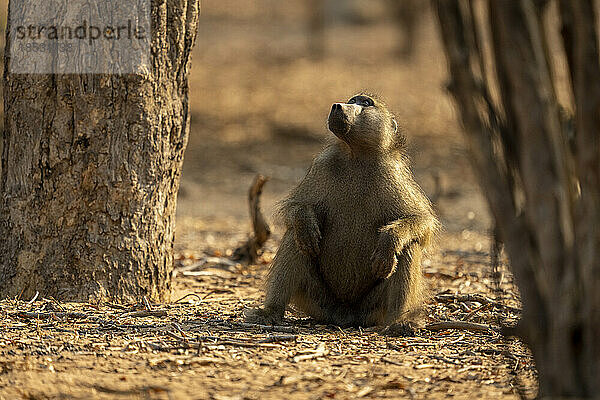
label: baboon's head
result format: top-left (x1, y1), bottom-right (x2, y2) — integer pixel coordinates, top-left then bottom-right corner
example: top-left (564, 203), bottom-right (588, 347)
top-left (327, 93), bottom-right (400, 151)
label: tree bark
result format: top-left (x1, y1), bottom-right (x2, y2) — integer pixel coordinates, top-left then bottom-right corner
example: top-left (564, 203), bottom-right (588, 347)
top-left (434, 0), bottom-right (600, 397)
top-left (0, 1), bottom-right (200, 302)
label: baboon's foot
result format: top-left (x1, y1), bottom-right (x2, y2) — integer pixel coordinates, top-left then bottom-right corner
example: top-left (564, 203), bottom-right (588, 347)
top-left (243, 307), bottom-right (283, 325)
top-left (380, 322), bottom-right (418, 337)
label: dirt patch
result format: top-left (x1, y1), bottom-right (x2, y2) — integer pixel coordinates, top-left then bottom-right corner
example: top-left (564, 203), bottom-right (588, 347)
top-left (0, 238), bottom-right (536, 399)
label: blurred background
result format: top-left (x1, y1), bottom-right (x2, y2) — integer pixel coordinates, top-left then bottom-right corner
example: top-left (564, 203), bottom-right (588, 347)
top-left (175, 0), bottom-right (490, 255)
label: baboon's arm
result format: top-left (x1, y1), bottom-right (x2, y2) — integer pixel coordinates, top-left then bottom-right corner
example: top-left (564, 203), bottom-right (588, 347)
top-left (278, 162), bottom-right (325, 228)
top-left (371, 213), bottom-right (437, 279)
top-left (281, 202), bottom-right (321, 257)
top-left (381, 214), bottom-right (437, 251)
top-left (277, 159), bottom-right (329, 258)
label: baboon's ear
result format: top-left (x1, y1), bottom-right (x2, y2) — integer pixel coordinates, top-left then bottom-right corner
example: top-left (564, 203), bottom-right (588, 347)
top-left (392, 118), bottom-right (398, 133)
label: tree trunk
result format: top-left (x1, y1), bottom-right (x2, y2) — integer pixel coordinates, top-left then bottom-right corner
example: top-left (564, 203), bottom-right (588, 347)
top-left (0, 1), bottom-right (200, 302)
top-left (434, 0), bottom-right (600, 397)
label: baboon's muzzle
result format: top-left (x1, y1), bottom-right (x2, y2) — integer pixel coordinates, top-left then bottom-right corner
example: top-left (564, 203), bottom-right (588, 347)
top-left (328, 103), bottom-right (356, 138)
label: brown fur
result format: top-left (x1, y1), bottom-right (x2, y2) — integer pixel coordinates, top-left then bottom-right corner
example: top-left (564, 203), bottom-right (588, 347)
top-left (244, 93), bottom-right (439, 328)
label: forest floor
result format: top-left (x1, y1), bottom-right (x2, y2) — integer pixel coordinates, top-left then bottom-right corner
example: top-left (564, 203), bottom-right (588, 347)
top-left (1, 1), bottom-right (538, 399)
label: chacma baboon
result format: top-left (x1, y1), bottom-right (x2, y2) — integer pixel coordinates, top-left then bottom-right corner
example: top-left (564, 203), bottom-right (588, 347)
top-left (245, 93), bottom-right (439, 329)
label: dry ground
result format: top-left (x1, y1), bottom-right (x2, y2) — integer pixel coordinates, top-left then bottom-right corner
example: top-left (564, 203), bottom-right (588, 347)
top-left (1, 1), bottom-right (538, 399)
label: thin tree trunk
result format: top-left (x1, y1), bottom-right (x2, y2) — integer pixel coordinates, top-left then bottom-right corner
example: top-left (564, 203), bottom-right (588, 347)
top-left (0, 1), bottom-right (200, 302)
top-left (307, 0), bottom-right (325, 59)
top-left (434, 0), bottom-right (600, 397)
top-left (560, 1), bottom-right (600, 391)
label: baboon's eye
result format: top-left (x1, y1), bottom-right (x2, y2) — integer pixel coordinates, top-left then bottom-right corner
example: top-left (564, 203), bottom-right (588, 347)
top-left (348, 96), bottom-right (373, 107)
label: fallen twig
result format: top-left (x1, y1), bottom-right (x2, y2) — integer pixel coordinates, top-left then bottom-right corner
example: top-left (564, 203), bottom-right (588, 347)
top-left (426, 321), bottom-right (493, 332)
top-left (293, 343), bottom-right (328, 362)
top-left (164, 331), bottom-right (281, 349)
top-left (235, 322), bottom-right (297, 334)
top-left (465, 302), bottom-right (493, 321)
top-left (173, 293), bottom-right (203, 304)
top-left (143, 296), bottom-right (152, 311)
top-left (14, 311), bottom-right (88, 320)
top-left (206, 339), bottom-right (279, 348)
top-left (121, 310), bottom-right (168, 318)
top-left (43, 297), bottom-right (66, 311)
top-left (165, 331), bottom-right (192, 344)
top-left (387, 341), bottom-right (437, 350)
top-left (106, 303), bottom-right (130, 310)
top-left (174, 259), bottom-right (207, 272)
top-left (381, 357), bottom-right (404, 367)
top-left (26, 291), bottom-right (39, 305)
top-left (258, 334), bottom-right (297, 343)
top-left (232, 174), bottom-right (271, 264)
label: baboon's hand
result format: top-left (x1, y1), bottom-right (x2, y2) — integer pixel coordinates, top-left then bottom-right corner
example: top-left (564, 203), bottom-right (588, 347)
top-left (293, 215), bottom-right (322, 257)
top-left (371, 233), bottom-right (398, 279)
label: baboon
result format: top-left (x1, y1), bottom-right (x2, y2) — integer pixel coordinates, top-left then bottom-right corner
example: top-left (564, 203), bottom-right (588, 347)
top-left (245, 93), bottom-right (439, 328)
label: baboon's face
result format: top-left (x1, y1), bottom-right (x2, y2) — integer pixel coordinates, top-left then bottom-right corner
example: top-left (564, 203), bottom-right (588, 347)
top-left (327, 94), bottom-right (397, 150)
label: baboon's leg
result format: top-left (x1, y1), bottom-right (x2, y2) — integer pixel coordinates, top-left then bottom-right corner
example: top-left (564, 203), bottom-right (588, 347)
top-left (357, 244), bottom-right (425, 328)
top-left (245, 230), bottom-right (336, 324)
